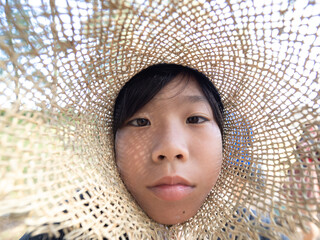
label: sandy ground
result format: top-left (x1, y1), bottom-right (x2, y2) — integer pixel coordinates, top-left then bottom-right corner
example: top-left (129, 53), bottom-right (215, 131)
top-left (0, 217), bottom-right (27, 240)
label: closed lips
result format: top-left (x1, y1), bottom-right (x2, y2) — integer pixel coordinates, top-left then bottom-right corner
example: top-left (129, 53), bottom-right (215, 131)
top-left (148, 175), bottom-right (195, 187)
top-left (147, 176), bottom-right (195, 201)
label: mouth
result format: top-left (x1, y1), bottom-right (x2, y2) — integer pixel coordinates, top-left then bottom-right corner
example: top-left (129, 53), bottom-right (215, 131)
top-left (147, 176), bottom-right (195, 201)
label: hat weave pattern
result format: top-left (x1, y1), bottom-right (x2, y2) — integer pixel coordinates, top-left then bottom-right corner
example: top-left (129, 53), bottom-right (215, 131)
top-left (0, 0), bottom-right (319, 239)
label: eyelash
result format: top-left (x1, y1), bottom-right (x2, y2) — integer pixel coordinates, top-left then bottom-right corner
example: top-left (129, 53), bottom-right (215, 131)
top-left (127, 118), bottom-right (150, 127)
top-left (127, 116), bottom-right (209, 127)
top-left (186, 116), bottom-right (209, 124)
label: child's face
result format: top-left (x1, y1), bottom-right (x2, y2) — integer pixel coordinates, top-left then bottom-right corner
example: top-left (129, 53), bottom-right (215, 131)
top-left (115, 76), bottom-right (223, 225)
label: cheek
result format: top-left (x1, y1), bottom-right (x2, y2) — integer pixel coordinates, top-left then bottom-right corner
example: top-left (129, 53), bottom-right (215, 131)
top-left (115, 130), bottom-right (151, 185)
top-left (192, 129), bottom-right (223, 186)
top-left (200, 150), bottom-right (222, 195)
top-left (202, 147), bottom-right (222, 182)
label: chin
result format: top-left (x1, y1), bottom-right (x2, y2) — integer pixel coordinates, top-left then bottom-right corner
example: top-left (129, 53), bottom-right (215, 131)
top-left (153, 216), bottom-right (188, 225)
top-left (148, 208), bottom-right (197, 225)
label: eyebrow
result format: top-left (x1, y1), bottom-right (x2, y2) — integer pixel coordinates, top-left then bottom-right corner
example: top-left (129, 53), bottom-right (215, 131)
top-left (183, 95), bottom-right (208, 103)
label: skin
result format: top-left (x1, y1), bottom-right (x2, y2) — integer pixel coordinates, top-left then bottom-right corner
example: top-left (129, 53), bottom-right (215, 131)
top-left (115, 75), bottom-right (223, 225)
top-left (283, 127), bottom-right (320, 240)
top-left (284, 126), bottom-right (319, 200)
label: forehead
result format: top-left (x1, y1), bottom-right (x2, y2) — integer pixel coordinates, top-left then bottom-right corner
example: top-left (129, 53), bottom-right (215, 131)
top-left (153, 75), bottom-right (204, 101)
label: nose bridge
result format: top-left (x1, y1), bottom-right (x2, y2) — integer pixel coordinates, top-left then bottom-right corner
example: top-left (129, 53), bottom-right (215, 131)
top-left (152, 120), bottom-right (188, 162)
top-left (160, 121), bottom-right (182, 146)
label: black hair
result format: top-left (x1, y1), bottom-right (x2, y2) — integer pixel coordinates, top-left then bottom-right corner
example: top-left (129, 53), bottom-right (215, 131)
top-left (113, 63), bottom-right (224, 139)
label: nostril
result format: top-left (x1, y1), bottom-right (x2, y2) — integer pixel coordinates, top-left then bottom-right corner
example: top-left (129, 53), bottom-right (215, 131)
top-left (176, 154), bottom-right (183, 159)
top-left (155, 154), bottom-right (185, 161)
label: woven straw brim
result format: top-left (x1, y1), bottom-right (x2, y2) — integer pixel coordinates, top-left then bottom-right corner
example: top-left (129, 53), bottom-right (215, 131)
top-left (0, 0), bottom-right (319, 239)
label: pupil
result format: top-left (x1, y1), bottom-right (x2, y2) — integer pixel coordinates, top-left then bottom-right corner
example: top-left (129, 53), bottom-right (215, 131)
top-left (137, 119), bottom-right (147, 125)
top-left (189, 116), bottom-right (198, 123)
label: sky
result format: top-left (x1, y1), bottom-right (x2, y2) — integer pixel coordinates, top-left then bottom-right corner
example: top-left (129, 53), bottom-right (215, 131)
top-left (0, 0), bottom-right (319, 114)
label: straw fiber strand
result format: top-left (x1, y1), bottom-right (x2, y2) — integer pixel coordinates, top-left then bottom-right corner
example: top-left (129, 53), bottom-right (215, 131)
top-left (0, 0), bottom-right (319, 239)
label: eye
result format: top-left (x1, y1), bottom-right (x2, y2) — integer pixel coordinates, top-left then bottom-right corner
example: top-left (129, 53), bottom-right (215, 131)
top-left (186, 116), bottom-right (208, 124)
top-left (128, 118), bottom-right (150, 127)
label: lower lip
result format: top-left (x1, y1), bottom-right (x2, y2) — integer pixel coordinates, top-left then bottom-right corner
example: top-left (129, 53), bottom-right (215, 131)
top-left (148, 184), bottom-right (194, 201)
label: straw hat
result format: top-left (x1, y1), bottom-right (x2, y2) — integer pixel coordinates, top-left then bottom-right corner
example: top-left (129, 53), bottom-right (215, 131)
top-left (0, 0), bottom-right (319, 239)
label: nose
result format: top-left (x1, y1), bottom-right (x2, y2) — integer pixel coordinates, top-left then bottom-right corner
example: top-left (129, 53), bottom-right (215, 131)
top-left (151, 125), bottom-right (189, 163)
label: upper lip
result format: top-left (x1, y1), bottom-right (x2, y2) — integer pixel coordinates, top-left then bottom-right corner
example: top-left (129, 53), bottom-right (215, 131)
top-left (148, 176), bottom-right (194, 187)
